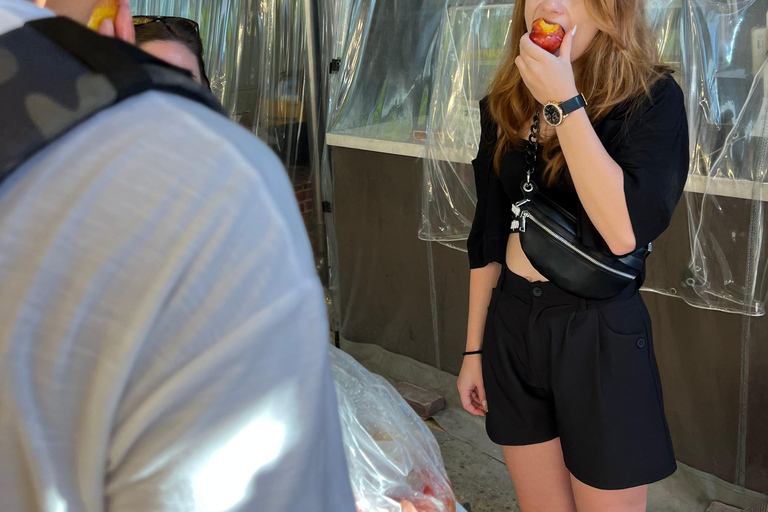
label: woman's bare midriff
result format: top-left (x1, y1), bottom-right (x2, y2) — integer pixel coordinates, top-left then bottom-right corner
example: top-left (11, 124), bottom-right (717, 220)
top-left (505, 232), bottom-right (548, 283)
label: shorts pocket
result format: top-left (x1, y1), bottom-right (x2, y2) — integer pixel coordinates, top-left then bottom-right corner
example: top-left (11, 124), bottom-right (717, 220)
top-left (593, 298), bottom-right (674, 469)
top-left (596, 295), bottom-right (648, 338)
top-left (596, 297), bottom-right (653, 383)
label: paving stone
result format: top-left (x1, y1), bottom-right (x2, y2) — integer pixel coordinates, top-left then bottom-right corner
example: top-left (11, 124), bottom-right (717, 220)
top-left (396, 381), bottom-right (445, 419)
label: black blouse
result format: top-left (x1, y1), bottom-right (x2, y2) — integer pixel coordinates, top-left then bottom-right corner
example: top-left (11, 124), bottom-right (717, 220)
top-left (467, 74), bottom-right (689, 269)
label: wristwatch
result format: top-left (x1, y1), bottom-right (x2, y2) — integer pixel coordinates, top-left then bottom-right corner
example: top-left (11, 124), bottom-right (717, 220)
top-left (542, 93), bottom-right (588, 127)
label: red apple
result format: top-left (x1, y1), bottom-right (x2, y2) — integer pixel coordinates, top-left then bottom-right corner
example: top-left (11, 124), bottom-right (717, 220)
top-left (529, 18), bottom-right (565, 53)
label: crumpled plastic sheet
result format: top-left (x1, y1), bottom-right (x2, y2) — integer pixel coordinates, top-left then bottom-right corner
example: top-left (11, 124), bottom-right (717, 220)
top-left (641, 0), bottom-right (768, 315)
top-left (132, 0), bottom-right (312, 182)
top-left (329, 347), bottom-right (456, 512)
top-left (326, 0), bottom-right (450, 143)
top-left (418, 2), bottom-right (513, 250)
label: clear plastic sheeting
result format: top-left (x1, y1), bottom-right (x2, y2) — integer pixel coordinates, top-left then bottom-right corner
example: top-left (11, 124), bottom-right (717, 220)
top-left (314, 0), bottom-right (364, 330)
top-left (645, 63), bottom-right (768, 315)
top-left (647, 0), bottom-right (684, 72)
top-left (419, 2), bottom-right (514, 249)
top-left (132, 0), bottom-right (331, 311)
top-left (642, 0), bottom-right (768, 315)
top-left (416, 0), bottom-right (768, 314)
top-left (326, 0), bottom-right (448, 143)
top-left (322, 0), bottom-right (512, 247)
top-left (321, 0), bottom-right (363, 123)
top-left (132, 0), bottom-right (311, 183)
top-left (330, 347), bottom-right (456, 512)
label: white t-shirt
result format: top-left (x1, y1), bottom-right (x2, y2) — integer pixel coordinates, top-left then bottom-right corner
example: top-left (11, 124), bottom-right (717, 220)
top-left (0, 2), bottom-right (355, 511)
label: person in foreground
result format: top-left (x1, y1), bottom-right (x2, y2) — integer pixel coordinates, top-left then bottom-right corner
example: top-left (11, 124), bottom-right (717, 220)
top-left (0, 0), bottom-right (355, 510)
top-left (457, 0), bottom-right (689, 509)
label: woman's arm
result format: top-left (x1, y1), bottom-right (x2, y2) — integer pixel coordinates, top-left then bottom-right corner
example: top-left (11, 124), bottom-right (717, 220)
top-left (459, 262), bottom-right (501, 416)
top-left (555, 110), bottom-right (636, 255)
top-left (461, 96), bottom-right (507, 417)
top-left (466, 262), bottom-right (502, 352)
top-left (515, 29), bottom-right (637, 255)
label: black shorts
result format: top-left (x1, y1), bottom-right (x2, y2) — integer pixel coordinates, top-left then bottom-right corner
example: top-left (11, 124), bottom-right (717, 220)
top-left (482, 266), bottom-right (677, 490)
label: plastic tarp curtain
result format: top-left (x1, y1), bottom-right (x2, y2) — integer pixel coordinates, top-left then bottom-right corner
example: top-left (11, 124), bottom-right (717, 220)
top-left (132, 0), bottom-right (339, 318)
top-left (327, 0), bottom-right (459, 143)
top-left (642, 0), bottom-right (768, 315)
top-left (409, 0), bottom-right (768, 315)
top-left (128, 0), bottom-right (768, 314)
top-left (419, 2), bottom-right (514, 251)
top-left (131, 0), bottom-right (312, 184)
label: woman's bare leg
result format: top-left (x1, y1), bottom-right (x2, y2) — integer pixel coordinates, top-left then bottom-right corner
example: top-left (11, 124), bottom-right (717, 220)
top-left (502, 438), bottom-right (578, 512)
top-left (570, 474), bottom-right (648, 512)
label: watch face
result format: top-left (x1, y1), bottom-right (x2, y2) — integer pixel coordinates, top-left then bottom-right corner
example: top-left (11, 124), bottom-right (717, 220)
top-left (543, 103), bottom-right (562, 126)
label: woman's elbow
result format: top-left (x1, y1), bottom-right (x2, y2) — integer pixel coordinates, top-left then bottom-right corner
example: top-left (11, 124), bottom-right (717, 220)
top-left (606, 231), bottom-right (637, 256)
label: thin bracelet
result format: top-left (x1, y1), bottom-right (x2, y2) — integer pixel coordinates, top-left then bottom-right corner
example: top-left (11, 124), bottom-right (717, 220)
top-left (462, 349), bottom-right (482, 356)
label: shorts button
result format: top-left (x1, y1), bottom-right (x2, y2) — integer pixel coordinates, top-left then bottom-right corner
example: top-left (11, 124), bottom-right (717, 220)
top-left (532, 287), bottom-right (543, 297)
top-left (637, 337), bottom-right (646, 348)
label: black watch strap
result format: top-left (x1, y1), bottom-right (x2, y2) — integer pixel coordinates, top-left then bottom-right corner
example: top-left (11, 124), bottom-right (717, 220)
top-left (561, 93), bottom-right (587, 115)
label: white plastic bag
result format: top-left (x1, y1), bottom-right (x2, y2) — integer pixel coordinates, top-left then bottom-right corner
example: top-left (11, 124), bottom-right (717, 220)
top-left (330, 347), bottom-right (456, 512)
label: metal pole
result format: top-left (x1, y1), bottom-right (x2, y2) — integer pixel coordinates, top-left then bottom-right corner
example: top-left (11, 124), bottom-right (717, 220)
top-left (303, 0), bottom-right (329, 286)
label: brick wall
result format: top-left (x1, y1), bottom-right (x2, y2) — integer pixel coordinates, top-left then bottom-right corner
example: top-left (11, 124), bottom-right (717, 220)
top-left (294, 182), bottom-right (313, 216)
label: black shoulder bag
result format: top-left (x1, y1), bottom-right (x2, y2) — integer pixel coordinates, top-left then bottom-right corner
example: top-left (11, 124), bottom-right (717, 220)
top-left (510, 110), bottom-right (651, 300)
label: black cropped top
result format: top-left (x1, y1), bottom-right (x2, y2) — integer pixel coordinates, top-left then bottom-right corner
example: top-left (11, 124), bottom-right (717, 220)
top-left (467, 74), bottom-right (689, 269)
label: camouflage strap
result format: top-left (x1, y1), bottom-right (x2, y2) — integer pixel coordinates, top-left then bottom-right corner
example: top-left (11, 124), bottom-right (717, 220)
top-left (0, 16), bottom-right (224, 182)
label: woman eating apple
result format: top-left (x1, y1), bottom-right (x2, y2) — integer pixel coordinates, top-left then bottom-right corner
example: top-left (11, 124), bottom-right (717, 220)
top-left (457, 0), bottom-right (688, 509)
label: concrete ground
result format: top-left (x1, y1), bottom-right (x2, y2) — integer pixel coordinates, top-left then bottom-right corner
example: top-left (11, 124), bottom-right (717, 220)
top-left (338, 338), bottom-right (768, 512)
top-left (429, 425), bottom-right (519, 511)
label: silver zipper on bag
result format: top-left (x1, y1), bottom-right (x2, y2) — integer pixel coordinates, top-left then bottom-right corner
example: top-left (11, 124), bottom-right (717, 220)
top-left (510, 199), bottom-right (529, 232)
top-left (519, 210), bottom-right (637, 281)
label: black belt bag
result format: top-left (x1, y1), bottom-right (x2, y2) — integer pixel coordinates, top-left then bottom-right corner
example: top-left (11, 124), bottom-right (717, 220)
top-left (511, 111), bottom-right (650, 300)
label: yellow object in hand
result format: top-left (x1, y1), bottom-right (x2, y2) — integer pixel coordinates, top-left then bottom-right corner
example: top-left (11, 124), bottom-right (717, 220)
top-left (87, 0), bottom-right (119, 31)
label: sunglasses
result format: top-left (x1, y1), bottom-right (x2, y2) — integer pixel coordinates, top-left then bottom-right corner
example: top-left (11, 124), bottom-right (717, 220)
top-left (132, 16), bottom-right (200, 33)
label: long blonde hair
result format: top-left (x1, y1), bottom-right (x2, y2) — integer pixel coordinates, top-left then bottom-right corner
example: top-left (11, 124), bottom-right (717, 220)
top-left (488, 0), bottom-right (671, 184)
